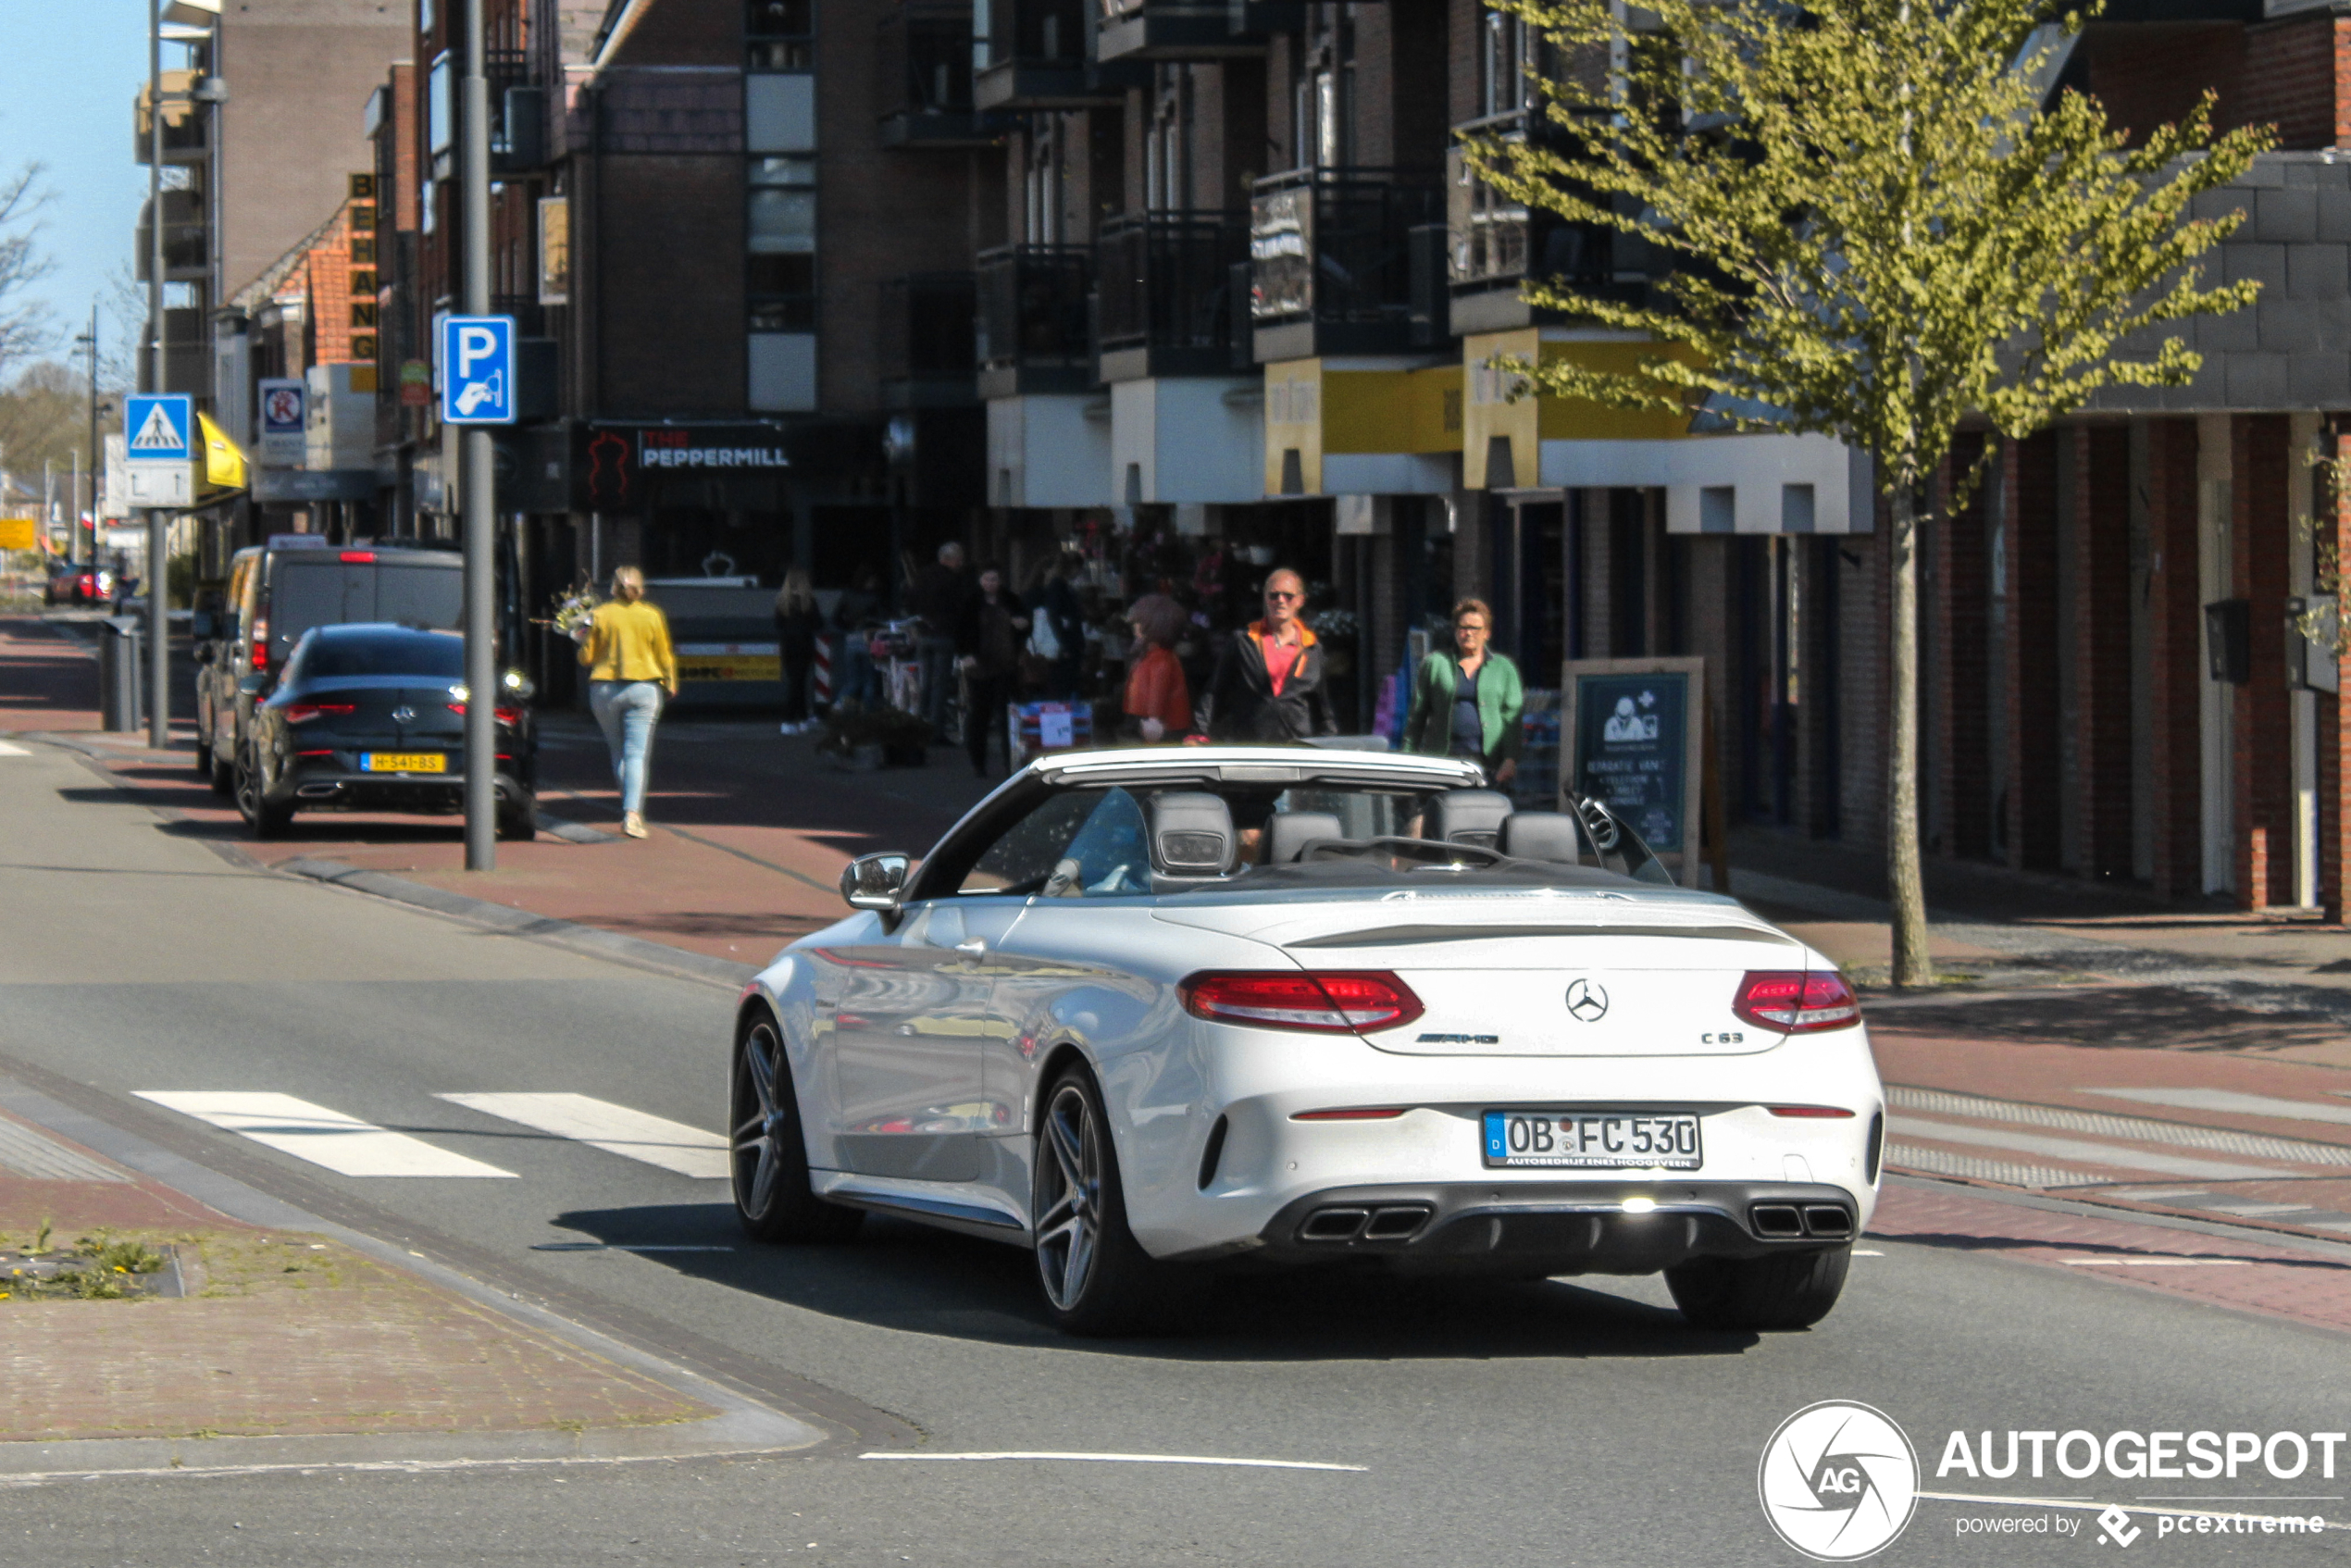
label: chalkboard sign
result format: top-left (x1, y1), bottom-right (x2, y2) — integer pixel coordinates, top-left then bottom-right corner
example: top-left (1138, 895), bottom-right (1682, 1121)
top-left (1562, 657), bottom-right (1706, 882)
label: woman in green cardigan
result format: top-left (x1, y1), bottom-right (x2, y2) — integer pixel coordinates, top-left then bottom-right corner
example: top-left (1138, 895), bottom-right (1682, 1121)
top-left (1402, 597), bottom-right (1525, 786)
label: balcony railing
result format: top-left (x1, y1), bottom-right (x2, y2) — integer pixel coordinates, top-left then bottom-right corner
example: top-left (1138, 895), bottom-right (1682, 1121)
top-left (1095, 0), bottom-right (1292, 62)
top-left (880, 271), bottom-right (979, 406)
top-left (1446, 110), bottom-right (1656, 323)
top-left (486, 48), bottom-right (546, 171)
top-left (974, 0), bottom-right (1145, 108)
top-left (1250, 167), bottom-right (1440, 356)
top-left (879, 3), bottom-right (1001, 146)
top-left (977, 244), bottom-right (1095, 394)
top-left (1096, 210), bottom-right (1249, 377)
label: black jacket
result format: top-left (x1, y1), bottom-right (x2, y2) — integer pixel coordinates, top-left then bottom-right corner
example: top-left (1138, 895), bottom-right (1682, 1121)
top-left (1190, 626), bottom-right (1338, 742)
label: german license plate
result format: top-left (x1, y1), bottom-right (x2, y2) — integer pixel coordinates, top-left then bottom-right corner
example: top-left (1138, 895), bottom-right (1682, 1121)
top-left (1482, 1111), bottom-right (1702, 1170)
top-left (361, 752), bottom-right (445, 774)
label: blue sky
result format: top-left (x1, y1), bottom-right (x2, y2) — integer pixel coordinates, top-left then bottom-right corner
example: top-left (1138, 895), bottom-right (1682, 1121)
top-left (0, 3), bottom-right (162, 362)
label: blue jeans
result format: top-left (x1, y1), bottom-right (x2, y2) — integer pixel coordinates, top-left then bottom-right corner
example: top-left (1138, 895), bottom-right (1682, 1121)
top-left (591, 679), bottom-right (664, 815)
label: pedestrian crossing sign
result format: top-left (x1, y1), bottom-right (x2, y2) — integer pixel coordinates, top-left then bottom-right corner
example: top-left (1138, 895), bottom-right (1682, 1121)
top-left (124, 394), bottom-right (193, 463)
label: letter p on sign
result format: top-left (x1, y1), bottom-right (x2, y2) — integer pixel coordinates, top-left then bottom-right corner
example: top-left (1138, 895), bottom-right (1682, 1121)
top-left (440, 315), bottom-right (516, 425)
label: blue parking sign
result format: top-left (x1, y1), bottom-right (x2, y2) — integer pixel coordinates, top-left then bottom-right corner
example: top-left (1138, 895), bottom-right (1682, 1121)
top-left (440, 315), bottom-right (516, 425)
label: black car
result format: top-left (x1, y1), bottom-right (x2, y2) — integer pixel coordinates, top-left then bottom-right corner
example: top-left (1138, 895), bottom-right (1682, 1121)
top-left (196, 540), bottom-right (465, 796)
top-left (237, 623), bottom-right (536, 841)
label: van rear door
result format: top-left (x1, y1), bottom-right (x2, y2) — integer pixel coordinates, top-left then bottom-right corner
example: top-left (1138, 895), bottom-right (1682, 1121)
top-left (367, 560), bottom-right (464, 629)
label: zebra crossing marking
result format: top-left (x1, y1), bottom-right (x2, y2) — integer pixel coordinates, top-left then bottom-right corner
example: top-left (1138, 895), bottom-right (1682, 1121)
top-left (134, 1090), bottom-right (516, 1178)
top-left (437, 1092), bottom-right (728, 1178)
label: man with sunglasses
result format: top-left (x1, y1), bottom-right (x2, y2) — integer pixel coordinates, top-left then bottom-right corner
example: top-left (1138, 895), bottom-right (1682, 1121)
top-left (1188, 567), bottom-right (1338, 743)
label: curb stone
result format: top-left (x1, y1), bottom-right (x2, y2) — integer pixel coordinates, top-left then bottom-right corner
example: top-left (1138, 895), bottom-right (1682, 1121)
top-left (274, 856), bottom-right (760, 989)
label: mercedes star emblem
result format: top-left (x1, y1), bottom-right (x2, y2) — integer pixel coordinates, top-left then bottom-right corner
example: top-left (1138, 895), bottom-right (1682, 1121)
top-left (1564, 978), bottom-right (1611, 1023)
top-left (391, 705), bottom-right (416, 725)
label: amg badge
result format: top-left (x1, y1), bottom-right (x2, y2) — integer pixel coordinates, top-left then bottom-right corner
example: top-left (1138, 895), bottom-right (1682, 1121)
top-left (1415, 1032), bottom-right (1500, 1046)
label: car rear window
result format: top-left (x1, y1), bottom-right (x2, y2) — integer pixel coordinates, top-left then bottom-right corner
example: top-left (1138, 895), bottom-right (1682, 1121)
top-left (303, 630), bottom-right (466, 679)
top-left (372, 563), bottom-right (463, 628)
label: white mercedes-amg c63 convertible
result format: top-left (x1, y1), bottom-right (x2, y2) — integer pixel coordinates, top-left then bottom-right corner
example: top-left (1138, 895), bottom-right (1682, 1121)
top-left (728, 745), bottom-right (1882, 1336)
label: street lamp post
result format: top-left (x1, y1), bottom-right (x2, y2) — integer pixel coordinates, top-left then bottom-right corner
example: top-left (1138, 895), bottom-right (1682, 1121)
top-left (460, 0), bottom-right (495, 869)
top-left (145, 0), bottom-right (169, 753)
top-left (75, 305), bottom-right (98, 571)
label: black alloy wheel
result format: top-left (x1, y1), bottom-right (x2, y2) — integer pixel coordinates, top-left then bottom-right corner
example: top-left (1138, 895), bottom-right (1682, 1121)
top-left (729, 1014), bottom-right (860, 1243)
top-left (233, 745), bottom-right (292, 840)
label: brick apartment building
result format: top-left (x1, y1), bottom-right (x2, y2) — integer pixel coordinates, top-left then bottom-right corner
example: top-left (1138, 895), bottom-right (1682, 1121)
top-left (202, 0), bottom-right (2351, 918)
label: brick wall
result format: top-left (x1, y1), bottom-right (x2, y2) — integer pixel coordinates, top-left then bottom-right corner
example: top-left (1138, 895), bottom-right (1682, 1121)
top-left (2145, 418), bottom-right (2206, 898)
top-left (2006, 432), bottom-right (2063, 871)
top-left (2233, 414), bottom-right (2295, 906)
top-left (2324, 426), bottom-right (2349, 919)
top-left (2081, 23), bottom-right (2245, 148)
top-left (1839, 511), bottom-right (1890, 856)
top-left (2240, 16), bottom-right (2339, 150)
top-left (1934, 434), bottom-right (1994, 858)
top-left (2076, 426), bottom-right (2136, 879)
top-left (597, 156), bottom-right (745, 417)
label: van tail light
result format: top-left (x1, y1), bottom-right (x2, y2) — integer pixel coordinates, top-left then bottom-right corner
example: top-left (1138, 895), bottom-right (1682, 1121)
top-left (250, 617), bottom-right (268, 671)
top-left (1733, 971), bottom-right (1861, 1034)
top-left (1178, 971), bottom-right (1424, 1035)
top-left (283, 703), bottom-right (355, 726)
top-left (340, 550), bottom-right (377, 562)
top-left (447, 703), bottom-right (523, 726)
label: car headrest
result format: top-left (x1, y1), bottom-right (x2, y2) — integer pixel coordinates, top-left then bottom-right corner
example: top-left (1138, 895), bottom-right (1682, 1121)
top-left (1424, 789), bottom-right (1514, 848)
top-left (1499, 811), bottom-right (1584, 865)
top-left (1266, 811), bottom-right (1344, 864)
top-left (1149, 791), bottom-right (1235, 876)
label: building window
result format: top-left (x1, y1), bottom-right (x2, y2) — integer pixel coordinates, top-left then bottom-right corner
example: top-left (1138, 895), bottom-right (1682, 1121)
top-left (1147, 68), bottom-right (1193, 211)
top-left (748, 156), bottom-right (816, 332)
top-left (747, 0), bottom-right (813, 72)
top-left (1481, 10), bottom-right (1536, 118)
top-left (1293, 5), bottom-right (1353, 168)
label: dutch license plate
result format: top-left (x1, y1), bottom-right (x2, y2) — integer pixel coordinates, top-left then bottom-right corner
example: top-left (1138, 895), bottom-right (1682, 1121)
top-left (361, 752), bottom-right (446, 774)
top-left (1482, 1111), bottom-right (1702, 1171)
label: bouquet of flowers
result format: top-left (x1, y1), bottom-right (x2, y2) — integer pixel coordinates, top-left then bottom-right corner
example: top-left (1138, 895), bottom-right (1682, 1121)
top-left (542, 583), bottom-right (602, 639)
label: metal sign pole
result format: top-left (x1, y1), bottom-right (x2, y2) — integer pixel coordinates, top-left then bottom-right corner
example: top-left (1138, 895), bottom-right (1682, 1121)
top-left (146, 0), bottom-right (169, 753)
top-left (460, 0), bottom-right (495, 870)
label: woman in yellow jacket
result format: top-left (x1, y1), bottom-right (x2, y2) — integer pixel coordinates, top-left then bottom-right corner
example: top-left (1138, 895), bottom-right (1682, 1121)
top-left (573, 566), bottom-right (678, 839)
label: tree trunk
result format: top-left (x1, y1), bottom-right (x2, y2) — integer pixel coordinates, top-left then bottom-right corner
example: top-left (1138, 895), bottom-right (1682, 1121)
top-left (1885, 477), bottom-right (1934, 987)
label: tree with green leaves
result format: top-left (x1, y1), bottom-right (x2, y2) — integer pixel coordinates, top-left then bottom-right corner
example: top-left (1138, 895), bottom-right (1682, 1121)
top-left (1468, 0), bottom-right (2271, 986)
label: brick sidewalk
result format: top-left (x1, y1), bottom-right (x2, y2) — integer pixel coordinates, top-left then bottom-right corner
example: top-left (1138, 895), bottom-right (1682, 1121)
top-left (0, 1107), bottom-right (714, 1444)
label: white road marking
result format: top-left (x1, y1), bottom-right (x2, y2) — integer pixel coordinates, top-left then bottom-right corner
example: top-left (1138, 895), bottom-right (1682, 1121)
top-left (437, 1092), bottom-right (728, 1178)
top-left (1890, 1115), bottom-right (2293, 1181)
top-left (2090, 1086), bottom-right (2351, 1129)
top-left (0, 740), bottom-right (30, 756)
top-left (2061, 1257), bottom-right (2252, 1267)
top-left (856, 1451), bottom-right (1367, 1473)
top-left (134, 1091), bottom-right (516, 1177)
top-left (530, 1242), bottom-right (734, 1252)
top-left (2199, 1201), bottom-right (2319, 1216)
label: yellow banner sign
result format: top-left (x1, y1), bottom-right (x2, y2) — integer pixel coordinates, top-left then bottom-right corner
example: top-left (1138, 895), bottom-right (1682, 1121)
top-left (0, 517), bottom-right (40, 552)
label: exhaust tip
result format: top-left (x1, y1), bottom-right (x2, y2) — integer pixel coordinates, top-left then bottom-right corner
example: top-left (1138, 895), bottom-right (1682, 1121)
top-left (294, 782), bottom-right (342, 798)
top-left (1299, 1207), bottom-right (1370, 1243)
top-left (1801, 1205), bottom-right (1854, 1238)
top-left (1749, 1203), bottom-right (1805, 1238)
top-left (1362, 1204), bottom-right (1432, 1241)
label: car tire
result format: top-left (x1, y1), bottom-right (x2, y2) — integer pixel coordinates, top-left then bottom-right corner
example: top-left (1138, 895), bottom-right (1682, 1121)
top-left (209, 745), bottom-right (233, 797)
top-left (193, 729), bottom-right (214, 778)
top-left (234, 747), bottom-right (293, 840)
top-left (1031, 1065), bottom-right (1196, 1338)
top-left (1665, 1245), bottom-right (1851, 1333)
top-left (729, 1013), bottom-right (862, 1244)
top-left (496, 800), bottom-right (536, 841)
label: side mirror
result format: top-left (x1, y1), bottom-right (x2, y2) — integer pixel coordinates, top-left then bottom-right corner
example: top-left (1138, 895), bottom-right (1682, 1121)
top-left (840, 852), bottom-right (913, 913)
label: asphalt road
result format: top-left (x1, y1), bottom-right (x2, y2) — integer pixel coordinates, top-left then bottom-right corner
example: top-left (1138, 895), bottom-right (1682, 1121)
top-left (3, 740), bottom-right (2347, 1566)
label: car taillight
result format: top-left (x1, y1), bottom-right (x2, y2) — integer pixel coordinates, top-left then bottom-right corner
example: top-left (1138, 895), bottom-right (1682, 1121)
top-left (340, 550), bottom-right (376, 562)
top-left (283, 703), bottom-right (355, 725)
top-left (1733, 971), bottom-right (1861, 1034)
top-left (250, 617), bottom-right (268, 671)
top-left (1178, 971), bottom-right (1424, 1035)
top-left (446, 703), bottom-right (523, 725)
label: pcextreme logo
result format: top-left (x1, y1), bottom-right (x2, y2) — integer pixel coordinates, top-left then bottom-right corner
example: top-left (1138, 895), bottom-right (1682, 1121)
top-left (1760, 1400), bottom-right (1922, 1561)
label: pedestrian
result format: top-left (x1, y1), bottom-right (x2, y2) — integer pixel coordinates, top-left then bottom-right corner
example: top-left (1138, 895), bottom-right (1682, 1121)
top-left (1402, 596), bottom-right (1524, 788)
top-left (910, 541), bottom-right (970, 738)
top-left (773, 567), bottom-right (820, 735)
top-left (1188, 567), bottom-right (1338, 743)
top-left (1122, 593), bottom-right (1191, 742)
top-left (1025, 556), bottom-right (1085, 700)
top-left (573, 565), bottom-right (678, 840)
top-left (957, 563), bottom-right (1027, 777)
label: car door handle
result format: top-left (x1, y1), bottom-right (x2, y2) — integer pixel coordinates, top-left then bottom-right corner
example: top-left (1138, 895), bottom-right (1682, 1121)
top-left (954, 939), bottom-right (987, 957)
